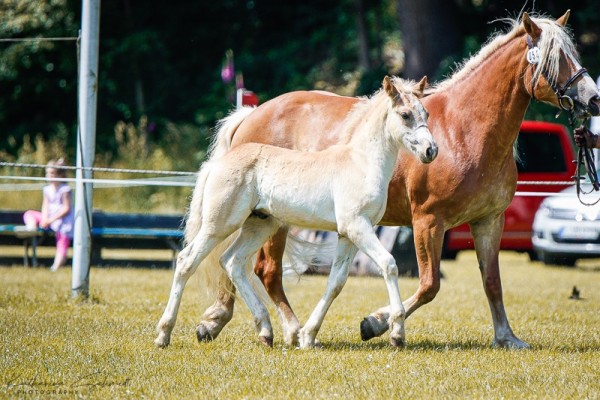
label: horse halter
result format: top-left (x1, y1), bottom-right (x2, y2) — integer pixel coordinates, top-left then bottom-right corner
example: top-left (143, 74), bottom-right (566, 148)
top-left (525, 35), bottom-right (600, 204)
top-left (526, 35), bottom-right (588, 112)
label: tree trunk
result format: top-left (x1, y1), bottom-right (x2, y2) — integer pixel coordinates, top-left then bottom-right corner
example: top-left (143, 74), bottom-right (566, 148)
top-left (397, 0), bottom-right (461, 80)
top-left (355, 0), bottom-right (371, 72)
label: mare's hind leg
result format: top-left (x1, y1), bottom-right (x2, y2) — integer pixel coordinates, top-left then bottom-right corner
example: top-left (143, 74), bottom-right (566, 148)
top-left (470, 214), bottom-right (529, 349)
top-left (360, 218), bottom-right (444, 341)
top-left (299, 236), bottom-right (358, 349)
top-left (220, 217), bottom-right (282, 347)
top-left (254, 227), bottom-right (301, 346)
top-left (155, 232), bottom-right (225, 348)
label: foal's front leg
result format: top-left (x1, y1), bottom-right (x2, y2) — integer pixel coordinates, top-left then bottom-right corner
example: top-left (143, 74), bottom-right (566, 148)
top-left (299, 236), bottom-right (358, 349)
top-left (360, 218), bottom-right (444, 342)
top-left (348, 221), bottom-right (407, 347)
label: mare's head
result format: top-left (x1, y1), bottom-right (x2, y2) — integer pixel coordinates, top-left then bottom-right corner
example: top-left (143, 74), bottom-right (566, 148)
top-left (523, 10), bottom-right (600, 117)
top-left (383, 76), bottom-right (438, 163)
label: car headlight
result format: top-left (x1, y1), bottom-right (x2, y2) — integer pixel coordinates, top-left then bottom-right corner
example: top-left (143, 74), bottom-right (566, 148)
top-left (539, 203), bottom-right (552, 217)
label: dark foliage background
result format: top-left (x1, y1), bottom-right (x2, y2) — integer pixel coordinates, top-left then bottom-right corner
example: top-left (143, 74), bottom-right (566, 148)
top-left (1, 0), bottom-right (599, 164)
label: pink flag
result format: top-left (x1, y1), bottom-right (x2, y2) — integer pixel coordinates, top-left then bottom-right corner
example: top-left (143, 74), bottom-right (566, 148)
top-left (221, 50), bottom-right (234, 83)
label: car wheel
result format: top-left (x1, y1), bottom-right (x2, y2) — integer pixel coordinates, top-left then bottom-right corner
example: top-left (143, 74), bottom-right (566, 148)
top-left (539, 251), bottom-right (577, 267)
top-left (527, 250), bottom-right (539, 262)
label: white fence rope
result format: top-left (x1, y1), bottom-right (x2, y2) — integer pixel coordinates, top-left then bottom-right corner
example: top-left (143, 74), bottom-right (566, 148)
top-left (0, 161), bottom-right (593, 197)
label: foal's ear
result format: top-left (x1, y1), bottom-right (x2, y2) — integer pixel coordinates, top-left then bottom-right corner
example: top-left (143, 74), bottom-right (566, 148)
top-left (522, 12), bottom-right (542, 40)
top-left (413, 76), bottom-right (428, 98)
top-left (556, 10), bottom-right (570, 27)
top-left (383, 76), bottom-right (399, 100)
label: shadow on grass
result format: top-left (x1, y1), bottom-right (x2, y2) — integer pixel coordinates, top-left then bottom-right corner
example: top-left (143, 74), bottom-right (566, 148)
top-left (319, 338), bottom-right (600, 353)
top-left (316, 338), bottom-right (491, 352)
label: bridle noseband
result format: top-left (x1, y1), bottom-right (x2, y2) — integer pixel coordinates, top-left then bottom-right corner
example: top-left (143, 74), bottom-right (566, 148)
top-left (526, 35), bottom-right (588, 112)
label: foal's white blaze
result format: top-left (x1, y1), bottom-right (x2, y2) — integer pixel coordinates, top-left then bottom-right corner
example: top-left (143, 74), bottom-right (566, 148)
top-left (154, 75), bottom-right (436, 349)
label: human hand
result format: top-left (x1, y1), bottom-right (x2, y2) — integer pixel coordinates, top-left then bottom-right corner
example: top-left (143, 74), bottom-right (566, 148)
top-left (574, 127), bottom-right (597, 148)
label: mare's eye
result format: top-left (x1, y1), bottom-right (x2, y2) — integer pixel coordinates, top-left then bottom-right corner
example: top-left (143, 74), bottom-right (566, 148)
top-left (400, 112), bottom-right (410, 120)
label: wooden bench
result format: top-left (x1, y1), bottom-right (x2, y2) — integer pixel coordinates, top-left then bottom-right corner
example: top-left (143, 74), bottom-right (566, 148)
top-left (0, 210), bottom-right (185, 268)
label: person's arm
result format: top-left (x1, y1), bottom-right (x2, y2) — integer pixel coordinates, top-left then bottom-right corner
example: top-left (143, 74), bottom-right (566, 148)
top-left (40, 194), bottom-right (50, 228)
top-left (45, 190), bottom-right (72, 226)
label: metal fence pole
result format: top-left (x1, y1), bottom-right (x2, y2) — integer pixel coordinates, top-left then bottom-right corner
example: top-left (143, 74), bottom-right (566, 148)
top-left (72, 0), bottom-right (100, 299)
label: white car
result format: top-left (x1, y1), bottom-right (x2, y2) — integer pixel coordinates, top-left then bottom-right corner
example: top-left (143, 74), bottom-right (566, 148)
top-left (532, 183), bottom-right (600, 266)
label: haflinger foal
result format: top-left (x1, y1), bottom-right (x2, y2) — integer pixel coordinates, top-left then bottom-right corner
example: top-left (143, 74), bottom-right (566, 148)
top-left (155, 76), bottom-right (437, 349)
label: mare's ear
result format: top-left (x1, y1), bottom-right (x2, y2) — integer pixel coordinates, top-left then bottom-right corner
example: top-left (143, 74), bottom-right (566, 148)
top-left (383, 76), bottom-right (399, 101)
top-left (523, 12), bottom-right (542, 40)
top-left (556, 10), bottom-right (570, 27)
top-left (414, 76), bottom-right (428, 98)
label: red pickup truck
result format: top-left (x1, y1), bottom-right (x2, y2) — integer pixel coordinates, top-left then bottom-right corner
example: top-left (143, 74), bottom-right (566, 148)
top-left (441, 120), bottom-right (577, 260)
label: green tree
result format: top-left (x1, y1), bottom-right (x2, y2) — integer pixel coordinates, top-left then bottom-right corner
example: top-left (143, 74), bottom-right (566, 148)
top-left (0, 0), bottom-right (78, 157)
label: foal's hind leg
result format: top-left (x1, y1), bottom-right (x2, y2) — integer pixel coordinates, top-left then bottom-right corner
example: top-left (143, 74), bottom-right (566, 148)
top-left (196, 236), bottom-right (237, 342)
top-left (254, 227), bottom-right (301, 346)
top-left (220, 217), bottom-right (282, 347)
top-left (299, 236), bottom-right (358, 349)
top-left (155, 233), bottom-right (224, 348)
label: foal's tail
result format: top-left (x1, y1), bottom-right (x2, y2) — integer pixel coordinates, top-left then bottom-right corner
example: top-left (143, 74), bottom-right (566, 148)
top-left (184, 106), bottom-right (256, 243)
top-left (184, 107), bottom-right (267, 302)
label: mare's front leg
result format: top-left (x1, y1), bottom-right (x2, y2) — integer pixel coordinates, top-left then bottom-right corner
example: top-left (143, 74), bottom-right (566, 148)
top-left (470, 214), bottom-right (529, 349)
top-left (254, 227), bottom-right (302, 346)
top-left (360, 217), bottom-right (445, 341)
top-left (299, 236), bottom-right (358, 349)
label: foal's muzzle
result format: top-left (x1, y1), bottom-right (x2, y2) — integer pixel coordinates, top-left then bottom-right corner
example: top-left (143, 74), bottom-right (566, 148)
top-left (424, 143), bottom-right (438, 164)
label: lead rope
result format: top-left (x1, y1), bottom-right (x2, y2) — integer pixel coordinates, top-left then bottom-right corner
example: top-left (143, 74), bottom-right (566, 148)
top-left (572, 123), bottom-right (600, 206)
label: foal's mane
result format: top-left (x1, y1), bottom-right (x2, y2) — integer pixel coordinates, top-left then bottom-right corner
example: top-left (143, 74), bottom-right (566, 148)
top-left (338, 78), bottom-right (419, 144)
top-left (430, 13), bottom-right (578, 94)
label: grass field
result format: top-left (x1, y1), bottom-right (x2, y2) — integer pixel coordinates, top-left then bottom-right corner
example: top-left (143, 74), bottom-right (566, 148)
top-left (1, 251), bottom-right (599, 399)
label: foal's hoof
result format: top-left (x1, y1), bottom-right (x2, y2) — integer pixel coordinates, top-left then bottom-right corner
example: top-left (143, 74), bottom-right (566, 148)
top-left (154, 335), bottom-right (170, 349)
top-left (389, 336), bottom-right (405, 348)
top-left (360, 317), bottom-right (378, 341)
top-left (195, 325), bottom-right (216, 342)
top-left (259, 335), bottom-right (274, 348)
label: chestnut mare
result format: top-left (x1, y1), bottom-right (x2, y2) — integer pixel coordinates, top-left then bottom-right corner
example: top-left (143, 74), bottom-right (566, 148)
top-left (155, 77), bottom-right (436, 348)
top-left (193, 11), bottom-right (600, 348)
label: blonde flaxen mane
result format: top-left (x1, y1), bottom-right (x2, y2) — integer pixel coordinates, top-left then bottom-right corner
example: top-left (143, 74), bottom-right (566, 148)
top-left (430, 13), bottom-right (578, 94)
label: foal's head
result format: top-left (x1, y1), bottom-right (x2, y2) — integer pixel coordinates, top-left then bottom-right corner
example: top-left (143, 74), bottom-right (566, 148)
top-left (383, 76), bottom-right (438, 164)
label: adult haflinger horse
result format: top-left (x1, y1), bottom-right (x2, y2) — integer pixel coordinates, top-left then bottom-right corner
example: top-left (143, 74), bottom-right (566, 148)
top-left (155, 76), bottom-right (437, 348)
top-left (194, 11), bottom-right (600, 349)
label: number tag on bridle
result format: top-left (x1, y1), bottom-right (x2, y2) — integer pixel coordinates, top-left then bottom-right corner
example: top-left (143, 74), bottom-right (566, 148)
top-left (527, 47), bottom-right (540, 64)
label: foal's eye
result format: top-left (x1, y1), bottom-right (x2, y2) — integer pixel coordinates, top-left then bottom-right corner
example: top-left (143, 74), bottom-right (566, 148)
top-left (400, 112), bottom-right (410, 120)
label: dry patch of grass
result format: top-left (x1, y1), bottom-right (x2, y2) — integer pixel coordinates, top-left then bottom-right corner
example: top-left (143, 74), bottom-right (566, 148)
top-left (1, 251), bottom-right (599, 399)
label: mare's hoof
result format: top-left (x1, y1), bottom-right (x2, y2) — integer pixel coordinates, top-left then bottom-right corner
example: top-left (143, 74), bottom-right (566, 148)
top-left (259, 335), bottom-right (274, 348)
top-left (195, 325), bottom-right (215, 342)
top-left (491, 338), bottom-right (530, 349)
top-left (360, 317), bottom-right (377, 341)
